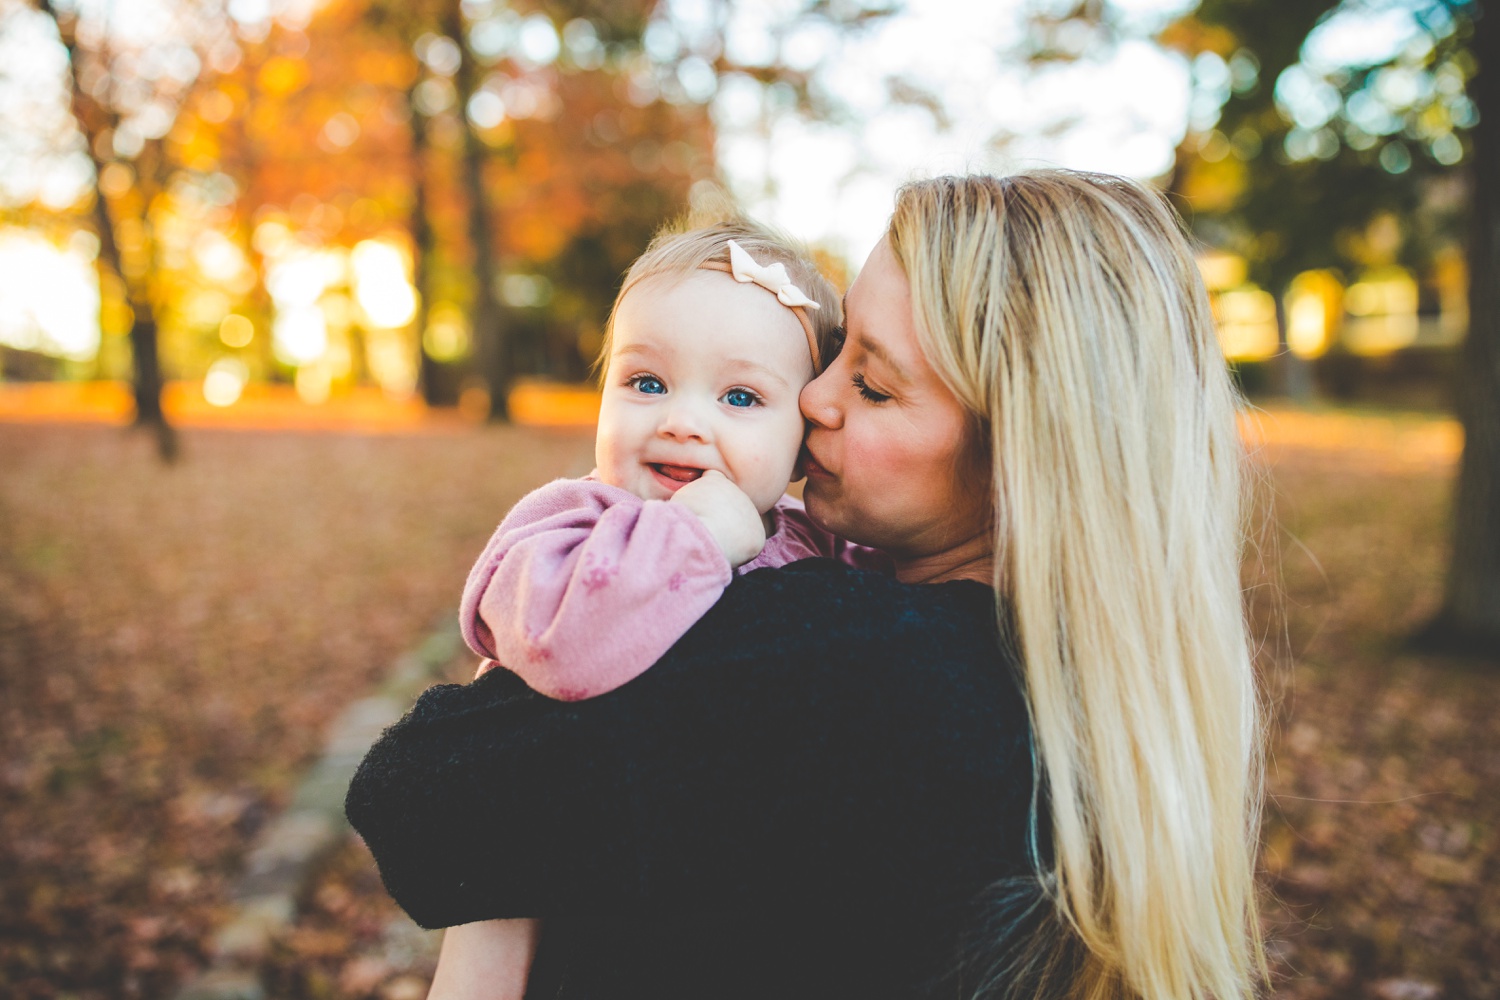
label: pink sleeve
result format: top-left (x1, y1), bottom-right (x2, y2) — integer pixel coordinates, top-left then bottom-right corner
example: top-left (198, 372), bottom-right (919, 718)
top-left (744, 496), bottom-right (895, 574)
top-left (831, 536), bottom-right (896, 574)
top-left (459, 479), bottom-right (733, 701)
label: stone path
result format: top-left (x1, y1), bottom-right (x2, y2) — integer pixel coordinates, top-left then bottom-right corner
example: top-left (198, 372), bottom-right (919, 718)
top-left (172, 620), bottom-right (463, 1000)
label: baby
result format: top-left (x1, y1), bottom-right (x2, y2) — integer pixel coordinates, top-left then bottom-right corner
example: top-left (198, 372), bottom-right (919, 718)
top-left (458, 217), bottom-right (889, 701)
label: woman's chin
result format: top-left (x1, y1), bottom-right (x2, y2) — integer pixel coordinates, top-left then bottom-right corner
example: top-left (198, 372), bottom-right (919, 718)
top-left (802, 485), bottom-right (851, 541)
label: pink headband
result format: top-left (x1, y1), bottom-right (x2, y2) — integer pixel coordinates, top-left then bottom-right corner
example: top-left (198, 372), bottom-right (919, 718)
top-left (700, 239), bottom-right (822, 371)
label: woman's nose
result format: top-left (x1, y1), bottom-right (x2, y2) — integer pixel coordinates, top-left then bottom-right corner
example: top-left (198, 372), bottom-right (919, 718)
top-left (799, 368), bottom-right (842, 429)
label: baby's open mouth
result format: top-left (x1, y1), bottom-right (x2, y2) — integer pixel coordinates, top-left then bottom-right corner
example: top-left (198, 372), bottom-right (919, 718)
top-left (650, 463), bottom-right (704, 483)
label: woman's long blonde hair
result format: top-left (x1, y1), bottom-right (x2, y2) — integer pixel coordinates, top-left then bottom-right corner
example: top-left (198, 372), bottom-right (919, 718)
top-left (888, 171), bottom-right (1263, 1000)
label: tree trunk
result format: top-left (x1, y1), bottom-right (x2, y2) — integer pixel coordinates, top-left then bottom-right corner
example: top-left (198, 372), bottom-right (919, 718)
top-left (1419, 0), bottom-right (1500, 658)
top-left (234, 39), bottom-right (284, 383)
top-left (407, 80), bottom-right (443, 406)
top-left (41, 0), bottom-right (176, 462)
top-left (444, 0), bottom-right (510, 419)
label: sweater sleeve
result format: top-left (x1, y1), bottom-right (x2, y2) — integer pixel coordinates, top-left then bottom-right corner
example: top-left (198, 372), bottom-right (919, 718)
top-left (459, 478), bottom-right (734, 701)
top-left (745, 497), bottom-right (895, 574)
top-left (348, 564), bottom-right (1032, 932)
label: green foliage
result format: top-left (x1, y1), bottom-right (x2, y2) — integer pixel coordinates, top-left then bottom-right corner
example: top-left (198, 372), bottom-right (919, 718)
top-left (1170, 0), bottom-right (1477, 290)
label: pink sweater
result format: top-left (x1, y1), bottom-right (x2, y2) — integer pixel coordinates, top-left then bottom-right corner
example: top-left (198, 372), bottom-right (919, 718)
top-left (459, 478), bottom-right (890, 700)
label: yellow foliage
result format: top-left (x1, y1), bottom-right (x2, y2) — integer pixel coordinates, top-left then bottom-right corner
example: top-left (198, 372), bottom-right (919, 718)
top-left (356, 50), bottom-right (416, 89)
top-left (1156, 18), bottom-right (1237, 57)
top-left (1180, 153), bottom-right (1247, 213)
top-left (259, 57), bottom-right (311, 97)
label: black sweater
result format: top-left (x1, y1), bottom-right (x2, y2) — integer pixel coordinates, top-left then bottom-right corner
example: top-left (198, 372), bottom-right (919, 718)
top-left (345, 559), bottom-right (1039, 1000)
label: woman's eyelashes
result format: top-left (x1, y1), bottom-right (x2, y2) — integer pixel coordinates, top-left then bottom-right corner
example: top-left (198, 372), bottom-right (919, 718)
top-left (851, 371), bottom-right (892, 404)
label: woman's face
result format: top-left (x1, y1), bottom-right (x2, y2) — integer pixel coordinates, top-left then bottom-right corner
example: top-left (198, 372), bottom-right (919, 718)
top-left (799, 237), bottom-right (992, 569)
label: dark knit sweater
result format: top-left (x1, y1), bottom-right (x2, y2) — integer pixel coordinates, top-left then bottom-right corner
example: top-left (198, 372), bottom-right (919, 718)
top-left (345, 559), bottom-right (1038, 1000)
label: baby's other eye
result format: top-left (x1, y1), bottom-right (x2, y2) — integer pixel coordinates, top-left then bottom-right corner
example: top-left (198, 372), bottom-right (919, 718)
top-left (851, 372), bottom-right (891, 404)
top-left (627, 374), bottom-right (666, 395)
top-left (722, 387), bottom-right (761, 408)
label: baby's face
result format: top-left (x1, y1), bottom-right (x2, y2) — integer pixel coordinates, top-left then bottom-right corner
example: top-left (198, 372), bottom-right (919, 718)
top-left (596, 269), bottom-right (815, 513)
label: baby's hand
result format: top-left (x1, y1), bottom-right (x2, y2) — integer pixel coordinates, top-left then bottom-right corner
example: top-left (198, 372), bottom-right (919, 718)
top-left (670, 470), bottom-right (766, 569)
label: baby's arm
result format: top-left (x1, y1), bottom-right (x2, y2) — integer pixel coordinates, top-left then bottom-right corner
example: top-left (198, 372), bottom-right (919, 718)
top-left (427, 918), bottom-right (538, 1000)
top-left (743, 497), bottom-right (896, 574)
top-left (461, 476), bottom-right (762, 701)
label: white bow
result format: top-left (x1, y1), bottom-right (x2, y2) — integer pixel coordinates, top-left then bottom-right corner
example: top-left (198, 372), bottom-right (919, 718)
top-left (726, 240), bottom-right (821, 310)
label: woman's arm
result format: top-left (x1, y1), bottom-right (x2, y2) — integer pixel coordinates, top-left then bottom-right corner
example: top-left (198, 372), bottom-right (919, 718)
top-left (427, 919), bottom-right (538, 1000)
top-left (349, 563), bottom-right (1028, 930)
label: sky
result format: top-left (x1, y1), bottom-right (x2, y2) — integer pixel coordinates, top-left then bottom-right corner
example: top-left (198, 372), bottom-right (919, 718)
top-left (702, 0), bottom-right (1200, 264)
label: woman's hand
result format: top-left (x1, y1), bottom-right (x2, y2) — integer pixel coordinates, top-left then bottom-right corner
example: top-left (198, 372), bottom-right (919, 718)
top-left (426, 918), bottom-right (539, 1000)
top-left (669, 470), bottom-right (767, 568)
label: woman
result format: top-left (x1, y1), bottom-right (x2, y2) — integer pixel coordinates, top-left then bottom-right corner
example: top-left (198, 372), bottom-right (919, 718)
top-left (346, 170), bottom-right (1264, 999)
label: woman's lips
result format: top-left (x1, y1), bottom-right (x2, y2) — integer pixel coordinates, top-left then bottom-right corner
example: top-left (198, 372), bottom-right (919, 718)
top-left (801, 448), bottom-right (832, 478)
top-left (648, 463), bottom-right (704, 491)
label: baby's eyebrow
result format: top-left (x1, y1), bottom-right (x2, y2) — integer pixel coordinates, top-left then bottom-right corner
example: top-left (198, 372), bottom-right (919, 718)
top-left (722, 358), bottom-right (792, 390)
top-left (613, 343), bottom-right (659, 360)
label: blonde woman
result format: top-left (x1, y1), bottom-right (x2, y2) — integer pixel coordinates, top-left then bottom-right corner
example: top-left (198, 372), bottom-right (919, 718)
top-left (347, 170), bottom-right (1265, 1000)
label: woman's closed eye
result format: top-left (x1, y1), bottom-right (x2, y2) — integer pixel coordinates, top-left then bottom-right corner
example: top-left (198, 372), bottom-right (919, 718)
top-left (626, 373), bottom-right (667, 395)
top-left (851, 372), bottom-right (892, 404)
top-left (721, 387), bottom-right (762, 408)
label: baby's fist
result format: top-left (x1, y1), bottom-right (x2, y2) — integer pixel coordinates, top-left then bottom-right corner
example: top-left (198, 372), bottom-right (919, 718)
top-left (670, 470), bottom-right (766, 569)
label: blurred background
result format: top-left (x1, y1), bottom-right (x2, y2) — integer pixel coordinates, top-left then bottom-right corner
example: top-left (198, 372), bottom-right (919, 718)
top-left (0, 0), bottom-right (1496, 997)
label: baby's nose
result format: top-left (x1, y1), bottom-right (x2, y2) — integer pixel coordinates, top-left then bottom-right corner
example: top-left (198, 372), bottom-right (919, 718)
top-left (658, 398), bottom-right (712, 441)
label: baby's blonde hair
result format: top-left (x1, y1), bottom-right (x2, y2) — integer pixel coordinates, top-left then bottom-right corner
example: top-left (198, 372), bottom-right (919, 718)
top-left (889, 171), bottom-right (1264, 1000)
top-left (596, 212), bottom-right (843, 379)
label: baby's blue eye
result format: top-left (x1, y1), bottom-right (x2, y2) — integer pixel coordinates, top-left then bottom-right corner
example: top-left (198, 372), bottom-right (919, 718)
top-left (631, 375), bottom-right (666, 394)
top-left (723, 388), bottom-right (758, 408)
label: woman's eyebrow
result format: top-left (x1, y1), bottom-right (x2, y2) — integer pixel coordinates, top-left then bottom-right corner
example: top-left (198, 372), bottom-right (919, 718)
top-left (854, 333), bottom-right (911, 383)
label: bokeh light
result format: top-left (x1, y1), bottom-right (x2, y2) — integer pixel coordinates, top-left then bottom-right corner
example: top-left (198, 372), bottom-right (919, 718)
top-left (350, 240), bottom-right (417, 330)
top-left (219, 313), bottom-right (254, 348)
top-left (202, 356), bottom-right (249, 406)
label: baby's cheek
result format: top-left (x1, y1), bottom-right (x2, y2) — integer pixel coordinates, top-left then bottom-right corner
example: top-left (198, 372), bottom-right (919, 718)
top-left (747, 416), bottom-right (805, 508)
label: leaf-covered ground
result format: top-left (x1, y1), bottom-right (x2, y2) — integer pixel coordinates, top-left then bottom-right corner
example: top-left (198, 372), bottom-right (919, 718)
top-left (3, 409), bottom-right (1496, 999)
top-left (1246, 410), bottom-right (1499, 999)
top-left (0, 422), bottom-right (593, 999)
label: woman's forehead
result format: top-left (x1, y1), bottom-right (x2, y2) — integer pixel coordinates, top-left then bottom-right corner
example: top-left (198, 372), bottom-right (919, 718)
top-left (844, 239), bottom-right (920, 381)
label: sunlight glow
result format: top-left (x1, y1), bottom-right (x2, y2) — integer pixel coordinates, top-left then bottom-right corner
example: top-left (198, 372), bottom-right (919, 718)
top-left (350, 240), bottom-right (417, 329)
top-left (266, 248), bottom-right (343, 365)
top-left (272, 306), bottom-right (328, 365)
top-left (0, 228), bottom-right (100, 361)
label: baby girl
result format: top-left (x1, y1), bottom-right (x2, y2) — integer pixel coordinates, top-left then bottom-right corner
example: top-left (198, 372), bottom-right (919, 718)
top-left (458, 217), bottom-right (889, 701)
